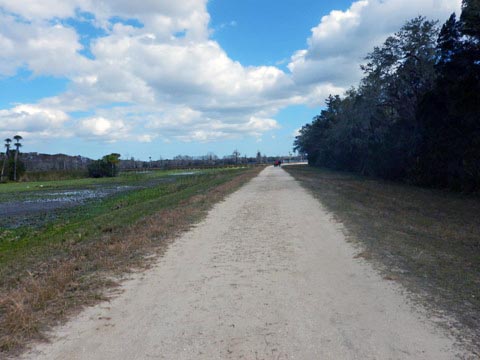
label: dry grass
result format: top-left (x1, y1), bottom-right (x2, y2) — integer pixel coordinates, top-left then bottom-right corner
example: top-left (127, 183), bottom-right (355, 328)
top-left (285, 165), bottom-right (480, 350)
top-left (22, 170), bottom-right (88, 182)
top-left (0, 166), bottom-right (262, 356)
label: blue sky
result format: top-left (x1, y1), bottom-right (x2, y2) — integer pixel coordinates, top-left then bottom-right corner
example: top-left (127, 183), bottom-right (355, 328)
top-left (0, 0), bottom-right (460, 160)
top-left (208, 0), bottom-right (353, 68)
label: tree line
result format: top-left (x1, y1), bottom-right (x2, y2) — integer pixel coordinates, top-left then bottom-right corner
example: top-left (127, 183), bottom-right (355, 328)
top-left (294, 0), bottom-right (479, 191)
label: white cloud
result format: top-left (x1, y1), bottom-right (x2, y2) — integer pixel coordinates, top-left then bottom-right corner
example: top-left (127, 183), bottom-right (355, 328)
top-left (289, 0), bottom-right (461, 88)
top-left (0, 0), bottom-right (79, 19)
top-left (0, 0), bottom-right (210, 40)
top-left (0, 12), bottom-right (89, 77)
top-left (79, 117), bottom-right (119, 136)
top-left (0, 105), bottom-right (68, 130)
top-left (76, 116), bottom-right (153, 143)
top-left (142, 106), bottom-right (279, 142)
top-left (0, 104), bottom-right (70, 139)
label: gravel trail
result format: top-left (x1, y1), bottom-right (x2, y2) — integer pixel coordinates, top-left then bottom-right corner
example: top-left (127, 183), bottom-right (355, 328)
top-left (24, 166), bottom-right (465, 359)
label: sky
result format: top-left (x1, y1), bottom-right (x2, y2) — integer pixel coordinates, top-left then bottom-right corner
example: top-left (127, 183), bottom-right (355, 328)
top-left (0, 0), bottom-right (461, 160)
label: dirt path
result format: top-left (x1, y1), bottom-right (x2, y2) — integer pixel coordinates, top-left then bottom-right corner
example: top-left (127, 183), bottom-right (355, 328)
top-left (23, 166), bottom-right (466, 359)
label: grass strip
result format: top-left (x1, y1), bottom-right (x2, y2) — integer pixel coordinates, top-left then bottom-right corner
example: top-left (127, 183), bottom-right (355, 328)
top-left (285, 165), bottom-right (480, 350)
top-left (0, 166), bottom-right (263, 355)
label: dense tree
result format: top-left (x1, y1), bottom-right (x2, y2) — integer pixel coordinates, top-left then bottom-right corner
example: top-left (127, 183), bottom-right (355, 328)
top-left (295, 8), bottom-right (480, 191)
top-left (103, 153), bottom-right (121, 177)
top-left (360, 17), bottom-right (439, 179)
top-left (460, 0), bottom-right (480, 38)
top-left (87, 153), bottom-right (121, 178)
top-left (417, 3), bottom-right (480, 190)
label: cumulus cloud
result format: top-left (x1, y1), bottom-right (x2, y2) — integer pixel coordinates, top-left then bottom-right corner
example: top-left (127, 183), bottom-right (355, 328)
top-left (289, 0), bottom-right (462, 88)
top-left (0, 0), bottom-right (462, 145)
top-left (0, 12), bottom-right (89, 77)
top-left (76, 117), bottom-right (131, 142)
top-left (104, 105), bottom-right (280, 143)
top-left (0, 0), bottom-right (79, 20)
top-left (0, 0), bottom-right (210, 40)
top-left (0, 105), bottom-right (70, 138)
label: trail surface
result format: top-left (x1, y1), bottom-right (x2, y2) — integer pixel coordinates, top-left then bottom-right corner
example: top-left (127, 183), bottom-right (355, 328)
top-left (24, 166), bottom-right (464, 359)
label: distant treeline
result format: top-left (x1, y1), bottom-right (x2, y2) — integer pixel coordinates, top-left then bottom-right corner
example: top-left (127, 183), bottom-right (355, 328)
top-left (18, 152), bottom-right (92, 172)
top-left (294, 1), bottom-right (479, 191)
top-left (13, 151), bottom-right (299, 174)
top-left (120, 153), bottom-right (302, 170)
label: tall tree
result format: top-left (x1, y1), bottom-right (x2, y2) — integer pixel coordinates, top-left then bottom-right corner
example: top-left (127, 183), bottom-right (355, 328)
top-left (362, 17), bottom-right (439, 122)
top-left (103, 153), bottom-right (121, 177)
top-left (460, 0), bottom-right (480, 39)
top-left (436, 13), bottom-right (462, 70)
top-left (1, 138), bottom-right (12, 182)
top-left (13, 135), bottom-right (23, 181)
top-left (417, 4), bottom-right (480, 190)
top-left (360, 16), bottom-right (439, 178)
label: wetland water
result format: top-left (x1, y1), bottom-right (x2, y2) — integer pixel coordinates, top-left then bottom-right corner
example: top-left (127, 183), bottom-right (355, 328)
top-left (0, 171), bottom-right (202, 229)
top-left (0, 187), bottom-right (132, 228)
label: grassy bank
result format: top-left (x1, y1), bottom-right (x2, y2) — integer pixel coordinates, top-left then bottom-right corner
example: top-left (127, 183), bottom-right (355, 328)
top-left (0, 166), bottom-right (262, 355)
top-left (22, 170), bottom-right (89, 182)
top-left (285, 165), bottom-right (479, 346)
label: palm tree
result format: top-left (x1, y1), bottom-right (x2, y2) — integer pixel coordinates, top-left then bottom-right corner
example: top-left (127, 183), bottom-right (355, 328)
top-left (13, 135), bottom-right (22, 181)
top-left (1, 138), bottom-right (12, 182)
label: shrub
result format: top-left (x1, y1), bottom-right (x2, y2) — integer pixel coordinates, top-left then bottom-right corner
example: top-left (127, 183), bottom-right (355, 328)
top-left (87, 154), bottom-right (121, 178)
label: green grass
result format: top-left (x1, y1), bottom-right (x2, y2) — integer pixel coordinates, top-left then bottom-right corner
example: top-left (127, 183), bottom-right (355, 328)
top-left (285, 165), bottom-right (480, 346)
top-left (0, 169), bottom-right (205, 194)
top-left (0, 168), bottom-right (244, 270)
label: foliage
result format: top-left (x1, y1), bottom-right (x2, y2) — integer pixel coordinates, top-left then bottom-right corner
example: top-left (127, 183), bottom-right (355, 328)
top-left (87, 153), bottom-right (121, 178)
top-left (294, 3), bottom-right (480, 191)
top-left (1, 152), bottom-right (26, 181)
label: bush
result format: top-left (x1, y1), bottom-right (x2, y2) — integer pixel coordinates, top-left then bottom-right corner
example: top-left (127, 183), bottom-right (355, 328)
top-left (4, 158), bottom-right (26, 181)
top-left (87, 160), bottom-right (115, 178)
top-left (87, 154), bottom-right (121, 178)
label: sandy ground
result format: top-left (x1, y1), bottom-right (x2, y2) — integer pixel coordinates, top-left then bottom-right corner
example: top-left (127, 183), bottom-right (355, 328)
top-left (23, 166), bottom-right (467, 359)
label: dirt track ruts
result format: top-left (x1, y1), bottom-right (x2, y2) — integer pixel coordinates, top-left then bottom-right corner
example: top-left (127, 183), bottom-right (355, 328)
top-left (23, 166), bottom-right (467, 359)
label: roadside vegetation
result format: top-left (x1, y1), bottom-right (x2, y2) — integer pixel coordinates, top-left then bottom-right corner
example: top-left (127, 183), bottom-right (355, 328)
top-left (294, 1), bottom-right (480, 191)
top-left (285, 165), bottom-right (480, 348)
top-left (0, 166), bottom-right (262, 355)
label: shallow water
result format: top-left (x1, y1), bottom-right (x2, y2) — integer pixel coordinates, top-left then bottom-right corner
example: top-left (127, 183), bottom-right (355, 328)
top-left (169, 171), bottom-right (201, 176)
top-left (0, 186), bottom-right (135, 228)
